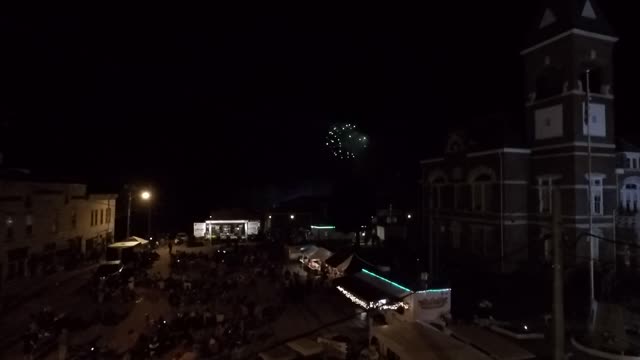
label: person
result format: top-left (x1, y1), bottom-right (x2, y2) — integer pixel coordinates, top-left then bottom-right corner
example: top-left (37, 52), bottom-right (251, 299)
top-left (58, 328), bottom-right (68, 360)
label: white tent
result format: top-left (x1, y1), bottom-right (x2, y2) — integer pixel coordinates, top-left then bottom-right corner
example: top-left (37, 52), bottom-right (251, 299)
top-left (286, 338), bottom-right (324, 357)
top-left (372, 322), bottom-right (491, 360)
top-left (306, 247), bottom-right (333, 262)
top-left (258, 346), bottom-right (298, 360)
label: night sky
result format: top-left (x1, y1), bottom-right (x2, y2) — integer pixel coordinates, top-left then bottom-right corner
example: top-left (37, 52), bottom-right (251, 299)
top-left (2, 2), bottom-right (639, 231)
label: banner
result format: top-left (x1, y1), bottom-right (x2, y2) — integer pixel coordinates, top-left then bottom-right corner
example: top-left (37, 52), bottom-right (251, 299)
top-left (414, 289), bottom-right (451, 321)
top-left (194, 223), bottom-right (206, 237)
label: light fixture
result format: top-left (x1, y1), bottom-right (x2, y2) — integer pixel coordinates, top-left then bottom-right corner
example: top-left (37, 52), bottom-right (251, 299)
top-left (140, 191), bottom-right (151, 200)
top-left (268, 215), bottom-right (272, 219)
top-left (407, 214), bottom-right (412, 219)
top-left (311, 225), bottom-right (335, 229)
top-left (290, 214), bottom-right (295, 219)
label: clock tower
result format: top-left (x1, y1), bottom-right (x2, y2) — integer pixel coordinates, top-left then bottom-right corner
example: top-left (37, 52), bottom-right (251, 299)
top-left (522, 0), bottom-right (618, 264)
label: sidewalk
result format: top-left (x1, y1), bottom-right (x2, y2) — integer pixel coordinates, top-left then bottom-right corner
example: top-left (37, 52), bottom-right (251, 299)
top-left (0, 263), bottom-right (99, 317)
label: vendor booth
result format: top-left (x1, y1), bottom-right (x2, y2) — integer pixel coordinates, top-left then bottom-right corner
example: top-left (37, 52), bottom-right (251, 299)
top-left (299, 245), bottom-right (333, 272)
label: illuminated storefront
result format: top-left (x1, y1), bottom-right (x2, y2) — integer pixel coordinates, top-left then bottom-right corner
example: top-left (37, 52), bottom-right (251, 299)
top-left (201, 219), bottom-right (260, 241)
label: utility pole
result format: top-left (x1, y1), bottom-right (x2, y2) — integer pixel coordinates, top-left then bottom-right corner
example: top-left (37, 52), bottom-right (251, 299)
top-left (126, 189), bottom-right (132, 240)
top-left (586, 69), bottom-right (595, 307)
top-left (552, 189), bottom-right (565, 360)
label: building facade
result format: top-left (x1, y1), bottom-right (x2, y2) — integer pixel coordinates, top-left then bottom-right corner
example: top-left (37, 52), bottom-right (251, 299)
top-left (421, 0), bottom-right (635, 274)
top-left (0, 178), bottom-right (116, 282)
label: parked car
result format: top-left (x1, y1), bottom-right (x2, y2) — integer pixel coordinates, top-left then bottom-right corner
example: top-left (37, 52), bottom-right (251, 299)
top-left (90, 261), bottom-right (134, 289)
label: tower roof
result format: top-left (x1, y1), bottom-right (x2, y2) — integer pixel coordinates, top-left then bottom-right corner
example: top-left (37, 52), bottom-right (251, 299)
top-left (526, 0), bottom-right (615, 47)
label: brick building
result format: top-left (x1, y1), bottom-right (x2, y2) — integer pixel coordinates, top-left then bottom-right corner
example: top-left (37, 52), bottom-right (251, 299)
top-left (421, 0), bottom-right (639, 274)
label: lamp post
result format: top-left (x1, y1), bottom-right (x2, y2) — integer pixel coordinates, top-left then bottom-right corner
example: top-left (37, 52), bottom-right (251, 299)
top-left (125, 187), bottom-right (152, 240)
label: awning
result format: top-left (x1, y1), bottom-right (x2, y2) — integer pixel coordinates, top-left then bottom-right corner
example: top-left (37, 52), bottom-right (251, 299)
top-left (372, 322), bottom-right (492, 360)
top-left (286, 338), bottom-right (324, 357)
top-left (258, 346), bottom-right (298, 360)
top-left (128, 236), bottom-right (149, 245)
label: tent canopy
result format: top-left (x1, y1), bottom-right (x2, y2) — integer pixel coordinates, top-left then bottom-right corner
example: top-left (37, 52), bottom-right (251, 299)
top-left (286, 338), bottom-right (324, 357)
top-left (373, 322), bottom-right (492, 360)
top-left (306, 247), bottom-right (333, 262)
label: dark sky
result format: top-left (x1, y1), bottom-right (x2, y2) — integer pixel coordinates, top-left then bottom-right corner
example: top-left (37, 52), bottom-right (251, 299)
top-left (2, 2), bottom-right (639, 229)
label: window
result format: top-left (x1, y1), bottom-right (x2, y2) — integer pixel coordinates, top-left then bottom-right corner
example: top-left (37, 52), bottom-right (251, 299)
top-left (451, 222), bottom-right (461, 249)
top-left (453, 185), bottom-right (463, 210)
top-left (634, 158), bottom-right (638, 169)
top-left (626, 158), bottom-right (632, 168)
top-left (536, 66), bottom-right (563, 100)
top-left (580, 67), bottom-right (603, 94)
top-left (429, 178), bottom-right (446, 209)
top-left (6, 216), bottom-right (15, 241)
top-left (538, 177), bottom-right (555, 214)
top-left (71, 210), bottom-right (77, 228)
top-left (589, 176), bottom-right (604, 216)
top-left (621, 181), bottom-right (640, 212)
top-left (100, 209), bottom-right (104, 225)
top-left (52, 212), bottom-right (59, 233)
top-left (471, 174), bottom-right (493, 212)
top-left (106, 208), bottom-right (111, 224)
top-left (25, 214), bottom-right (33, 236)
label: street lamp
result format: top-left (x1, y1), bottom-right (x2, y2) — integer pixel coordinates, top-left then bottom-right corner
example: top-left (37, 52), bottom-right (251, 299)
top-left (290, 214), bottom-right (295, 220)
top-left (126, 187), bottom-right (153, 240)
top-left (407, 214), bottom-right (412, 219)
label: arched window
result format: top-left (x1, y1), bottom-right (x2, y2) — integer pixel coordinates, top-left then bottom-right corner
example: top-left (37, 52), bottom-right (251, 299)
top-left (468, 167), bottom-right (496, 212)
top-left (536, 66), bottom-right (563, 100)
top-left (621, 177), bottom-right (640, 213)
top-left (428, 170), bottom-right (447, 209)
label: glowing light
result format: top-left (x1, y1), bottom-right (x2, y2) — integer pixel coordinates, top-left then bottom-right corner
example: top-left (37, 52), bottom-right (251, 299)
top-left (336, 286), bottom-right (408, 310)
top-left (416, 288), bottom-right (452, 294)
top-left (407, 214), bottom-right (412, 219)
top-left (140, 191), bottom-right (151, 200)
top-left (361, 269), bottom-right (412, 292)
top-left (290, 214), bottom-right (295, 219)
top-left (523, 325), bottom-right (528, 331)
top-left (311, 225), bottom-right (335, 229)
top-left (268, 215), bottom-right (272, 219)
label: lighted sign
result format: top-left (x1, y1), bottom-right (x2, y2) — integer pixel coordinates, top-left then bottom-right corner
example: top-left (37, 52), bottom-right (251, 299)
top-left (311, 225), bottom-right (336, 229)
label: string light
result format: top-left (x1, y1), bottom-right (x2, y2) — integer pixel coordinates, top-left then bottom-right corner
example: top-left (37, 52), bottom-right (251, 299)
top-left (336, 286), bottom-right (408, 310)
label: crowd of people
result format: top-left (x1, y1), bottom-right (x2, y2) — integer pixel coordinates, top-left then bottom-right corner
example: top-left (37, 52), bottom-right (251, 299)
top-left (128, 244), bottom-right (289, 359)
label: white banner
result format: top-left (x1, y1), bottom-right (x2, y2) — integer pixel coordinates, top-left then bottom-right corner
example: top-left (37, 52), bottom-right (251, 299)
top-left (414, 289), bottom-right (451, 322)
top-left (247, 221), bottom-right (260, 235)
top-left (194, 223), bottom-right (206, 238)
